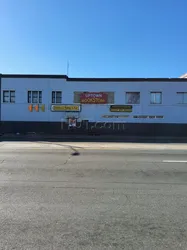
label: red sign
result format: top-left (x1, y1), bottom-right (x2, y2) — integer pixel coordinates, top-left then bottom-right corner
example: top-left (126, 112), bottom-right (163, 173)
top-left (80, 92), bottom-right (107, 104)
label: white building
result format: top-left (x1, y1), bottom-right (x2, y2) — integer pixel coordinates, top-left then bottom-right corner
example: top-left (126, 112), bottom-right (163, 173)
top-left (1, 74), bottom-right (187, 136)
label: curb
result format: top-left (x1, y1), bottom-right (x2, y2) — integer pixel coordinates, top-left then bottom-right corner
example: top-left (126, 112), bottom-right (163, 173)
top-left (1, 134), bottom-right (187, 143)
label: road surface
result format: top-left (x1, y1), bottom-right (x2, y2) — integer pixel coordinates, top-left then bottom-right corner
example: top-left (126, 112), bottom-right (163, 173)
top-left (0, 142), bottom-right (187, 250)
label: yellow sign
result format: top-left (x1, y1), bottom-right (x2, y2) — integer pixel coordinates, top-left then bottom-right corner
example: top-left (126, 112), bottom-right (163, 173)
top-left (51, 105), bottom-right (80, 112)
top-left (28, 104), bottom-right (33, 112)
top-left (40, 104), bottom-right (45, 112)
top-left (34, 105), bottom-right (39, 112)
top-left (110, 105), bottom-right (132, 112)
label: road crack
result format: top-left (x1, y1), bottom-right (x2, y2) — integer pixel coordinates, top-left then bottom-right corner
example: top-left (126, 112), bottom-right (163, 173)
top-left (64, 154), bottom-right (72, 165)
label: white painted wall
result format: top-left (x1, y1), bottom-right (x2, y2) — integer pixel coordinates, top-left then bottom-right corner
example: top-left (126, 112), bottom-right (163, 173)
top-left (1, 77), bottom-right (187, 124)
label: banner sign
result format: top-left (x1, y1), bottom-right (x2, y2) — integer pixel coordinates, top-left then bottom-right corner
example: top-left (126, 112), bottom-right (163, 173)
top-left (51, 105), bottom-right (80, 112)
top-left (80, 92), bottom-right (107, 104)
top-left (110, 105), bottom-right (132, 112)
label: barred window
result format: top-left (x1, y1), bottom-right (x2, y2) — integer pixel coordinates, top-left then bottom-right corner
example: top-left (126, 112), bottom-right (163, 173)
top-left (3, 90), bottom-right (15, 103)
top-left (52, 91), bottom-right (62, 103)
top-left (28, 91), bottom-right (42, 103)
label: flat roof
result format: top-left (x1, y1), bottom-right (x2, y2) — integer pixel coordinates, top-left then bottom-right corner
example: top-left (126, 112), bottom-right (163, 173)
top-left (1, 74), bottom-right (187, 82)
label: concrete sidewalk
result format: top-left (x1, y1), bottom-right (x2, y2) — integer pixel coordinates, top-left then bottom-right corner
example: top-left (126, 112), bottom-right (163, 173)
top-left (2, 141), bottom-right (187, 151)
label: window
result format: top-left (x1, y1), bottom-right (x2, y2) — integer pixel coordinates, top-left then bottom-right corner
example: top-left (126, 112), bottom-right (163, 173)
top-left (150, 92), bottom-right (162, 104)
top-left (52, 91), bottom-right (62, 103)
top-left (177, 92), bottom-right (187, 104)
top-left (3, 90), bottom-right (15, 103)
top-left (28, 91), bottom-right (42, 103)
top-left (126, 92), bottom-right (140, 104)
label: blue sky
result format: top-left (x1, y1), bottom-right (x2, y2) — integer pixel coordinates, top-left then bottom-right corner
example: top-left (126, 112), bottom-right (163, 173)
top-left (1, 0), bottom-right (187, 77)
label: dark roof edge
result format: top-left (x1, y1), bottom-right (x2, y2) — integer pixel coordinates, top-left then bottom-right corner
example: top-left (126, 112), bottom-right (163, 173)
top-left (1, 74), bottom-right (187, 82)
top-left (0, 74), bottom-right (68, 79)
top-left (68, 77), bottom-right (187, 82)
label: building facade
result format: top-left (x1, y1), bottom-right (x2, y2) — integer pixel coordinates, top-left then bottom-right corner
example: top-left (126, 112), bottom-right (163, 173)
top-left (1, 74), bottom-right (187, 136)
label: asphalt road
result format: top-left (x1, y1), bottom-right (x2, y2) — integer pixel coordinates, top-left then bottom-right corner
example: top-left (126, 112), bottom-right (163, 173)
top-left (0, 143), bottom-right (187, 250)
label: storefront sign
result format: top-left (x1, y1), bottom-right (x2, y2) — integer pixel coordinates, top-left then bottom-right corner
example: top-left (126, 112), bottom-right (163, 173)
top-left (102, 115), bottom-right (129, 118)
top-left (80, 92), bottom-right (107, 104)
top-left (110, 105), bottom-right (132, 112)
top-left (28, 104), bottom-right (45, 112)
top-left (51, 105), bottom-right (80, 112)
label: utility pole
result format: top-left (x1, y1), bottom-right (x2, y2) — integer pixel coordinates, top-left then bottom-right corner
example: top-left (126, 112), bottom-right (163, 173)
top-left (67, 61), bottom-right (69, 76)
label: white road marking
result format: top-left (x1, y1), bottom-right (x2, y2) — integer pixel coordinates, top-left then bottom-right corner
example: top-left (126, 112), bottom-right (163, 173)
top-left (163, 160), bottom-right (187, 163)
